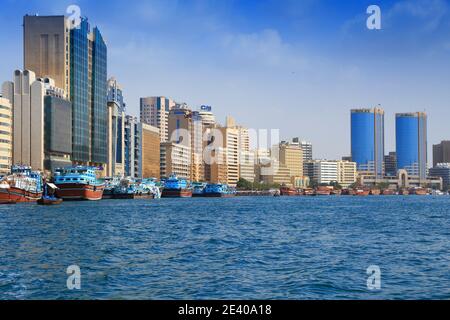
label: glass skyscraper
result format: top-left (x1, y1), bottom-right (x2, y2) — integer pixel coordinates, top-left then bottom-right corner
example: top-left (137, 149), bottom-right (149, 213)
top-left (24, 15), bottom-right (108, 167)
top-left (396, 112), bottom-right (427, 180)
top-left (351, 108), bottom-right (385, 178)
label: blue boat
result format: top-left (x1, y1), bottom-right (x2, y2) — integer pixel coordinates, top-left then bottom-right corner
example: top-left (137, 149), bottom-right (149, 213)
top-left (162, 175), bottom-right (192, 198)
top-left (203, 183), bottom-right (236, 198)
top-left (192, 182), bottom-right (207, 197)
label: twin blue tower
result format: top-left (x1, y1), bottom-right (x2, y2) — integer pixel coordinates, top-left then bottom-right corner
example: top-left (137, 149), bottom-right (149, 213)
top-left (351, 108), bottom-right (427, 180)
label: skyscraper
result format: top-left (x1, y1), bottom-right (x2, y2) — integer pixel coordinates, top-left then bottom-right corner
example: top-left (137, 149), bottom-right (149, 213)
top-left (351, 108), bottom-right (385, 178)
top-left (140, 96), bottom-right (175, 142)
top-left (433, 141), bottom-right (450, 167)
top-left (384, 152), bottom-right (397, 177)
top-left (396, 112), bottom-right (427, 180)
top-left (23, 15), bottom-right (108, 169)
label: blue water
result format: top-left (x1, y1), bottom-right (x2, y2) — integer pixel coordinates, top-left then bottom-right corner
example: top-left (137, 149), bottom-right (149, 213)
top-left (1, 196), bottom-right (450, 300)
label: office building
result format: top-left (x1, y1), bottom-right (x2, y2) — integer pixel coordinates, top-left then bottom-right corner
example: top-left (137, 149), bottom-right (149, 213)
top-left (384, 152), bottom-right (397, 177)
top-left (336, 160), bottom-right (357, 188)
top-left (124, 115), bottom-right (139, 178)
top-left (24, 15), bottom-right (108, 169)
top-left (351, 108), bottom-right (385, 178)
top-left (160, 142), bottom-right (191, 180)
top-left (257, 159), bottom-right (292, 186)
top-left (433, 141), bottom-right (450, 168)
top-left (43, 78), bottom-right (72, 172)
top-left (198, 105), bottom-right (216, 128)
top-left (429, 163), bottom-right (450, 190)
top-left (0, 96), bottom-right (12, 175)
top-left (293, 138), bottom-right (313, 161)
top-left (239, 150), bottom-right (256, 182)
top-left (396, 112), bottom-right (427, 180)
top-left (107, 78), bottom-right (126, 177)
top-left (140, 96), bottom-right (175, 142)
top-left (279, 141), bottom-right (303, 177)
top-left (138, 123), bottom-right (160, 179)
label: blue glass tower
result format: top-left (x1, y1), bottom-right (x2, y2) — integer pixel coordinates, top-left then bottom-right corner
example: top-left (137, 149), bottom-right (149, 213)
top-left (396, 112), bottom-right (427, 180)
top-left (70, 18), bottom-right (107, 165)
top-left (351, 108), bottom-right (385, 178)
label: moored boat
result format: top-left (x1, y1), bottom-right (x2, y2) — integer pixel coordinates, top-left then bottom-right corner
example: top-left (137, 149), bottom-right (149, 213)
top-left (316, 186), bottom-right (332, 196)
top-left (192, 182), bottom-right (207, 197)
top-left (280, 186), bottom-right (297, 196)
top-left (399, 189), bottom-right (409, 196)
top-left (409, 187), bottom-right (428, 195)
top-left (0, 166), bottom-right (43, 203)
top-left (382, 189), bottom-right (395, 195)
top-left (355, 189), bottom-right (370, 196)
top-left (370, 188), bottom-right (381, 196)
top-left (162, 175), bottom-right (192, 198)
top-left (54, 166), bottom-right (105, 201)
top-left (203, 183), bottom-right (236, 198)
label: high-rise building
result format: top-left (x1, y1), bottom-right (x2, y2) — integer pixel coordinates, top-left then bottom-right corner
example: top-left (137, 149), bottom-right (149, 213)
top-left (0, 96), bottom-right (12, 175)
top-left (107, 78), bottom-right (126, 177)
top-left (336, 160), bottom-right (357, 188)
top-left (124, 115), bottom-right (139, 178)
top-left (23, 15), bottom-right (70, 98)
top-left (2, 70), bottom-right (45, 170)
top-left (2, 71), bottom-right (71, 172)
top-left (396, 112), bottom-right (427, 180)
top-left (293, 138), bottom-right (312, 161)
top-left (207, 125), bottom-right (240, 186)
top-left (239, 150), bottom-right (256, 183)
top-left (160, 142), bottom-right (191, 180)
top-left (384, 152), bottom-right (397, 177)
top-left (257, 159), bottom-right (292, 186)
top-left (24, 15), bottom-right (108, 169)
top-left (140, 96), bottom-right (175, 142)
top-left (429, 163), bottom-right (450, 190)
top-left (279, 141), bottom-right (303, 178)
top-left (351, 108), bottom-right (385, 178)
top-left (42, 78), bottom-right (72, 172)
top-left (138, 123), bottom-right (160, 179)
top-left (304, 160), bottom-right (339, 185)
top-left (198, 105), bottom-right (216, 128)
top-left (433, 141), bottom-right (450, 168)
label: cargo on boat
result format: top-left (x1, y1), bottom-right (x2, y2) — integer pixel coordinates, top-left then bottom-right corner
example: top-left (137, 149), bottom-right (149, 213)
top-left (0, 166), bottom-right (43, 203)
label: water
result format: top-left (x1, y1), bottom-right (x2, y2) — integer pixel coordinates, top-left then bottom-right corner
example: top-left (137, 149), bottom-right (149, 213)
top-left (1, 196), bottom-right (450, 300)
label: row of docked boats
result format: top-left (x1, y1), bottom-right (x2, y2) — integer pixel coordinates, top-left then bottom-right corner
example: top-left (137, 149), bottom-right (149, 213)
top-left (279, 185), bottom-right (433, 197)
top-left (161, 175), bottom-right (236, 198)
top-left (0, 166), bottom-right (237, 205)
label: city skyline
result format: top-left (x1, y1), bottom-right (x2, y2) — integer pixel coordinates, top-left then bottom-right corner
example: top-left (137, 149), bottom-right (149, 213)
top-left (0, 0), bottom-right (449, 163)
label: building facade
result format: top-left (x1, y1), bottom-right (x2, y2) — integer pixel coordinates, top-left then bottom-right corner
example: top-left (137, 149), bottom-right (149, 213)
top-left (140, 96), bottom-right (175, 142)
top-left (429, 163), bottom-right (450, 190)
top-left (396, 112), bottom-right (427, 180)
top-left (304, 160), bottom-right (339, 185)
top-left (138, 123), bottom-right (160, 179)
top-left (160, 142), bottom-right (191, 180)
top-left (433, 141), bottom-right (450, 168)
top-left (24, 15), bottom-right (108, 169)
top-left (384, 151), bottom-right (397, 177)
top-left (279, 141), bottom-right (303, 178)
top-left (293, 138), bottom-right (313, 162)
top-left (123, 115), bottom-right (139, 178)
top-left (351, 108), bottom-right (385, 178)
top-left (336, 160), bottom-right (357, 188)
top-left (0, 96), bottom-right (12, 175)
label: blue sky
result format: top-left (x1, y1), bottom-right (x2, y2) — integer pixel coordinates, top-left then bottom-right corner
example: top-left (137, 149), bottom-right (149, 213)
top-left (1, 0), bottom-right (450, 161)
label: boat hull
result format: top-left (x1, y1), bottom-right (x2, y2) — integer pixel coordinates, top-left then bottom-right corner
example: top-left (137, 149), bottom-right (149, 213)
top-left (202, 192), bottom-right (236, 198)
top-left (162, 189), bottom-right (192, 198)
top-left (55, 184), bottom-right (104, 201)
top-left (113, 193), bottom-right (154, 199)
top-left (37, 198), bottom-right (63, 205)
top-left (0, 187), bottom-right (42, 203)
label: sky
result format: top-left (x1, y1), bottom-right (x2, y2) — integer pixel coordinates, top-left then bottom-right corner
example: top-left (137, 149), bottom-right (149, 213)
top-left (0, 0), bottom-right (449, 161)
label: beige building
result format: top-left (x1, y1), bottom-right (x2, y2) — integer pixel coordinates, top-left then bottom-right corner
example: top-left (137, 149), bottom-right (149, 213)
top-left (2, 70), bottom-right (46, 171)
top-left (204, 124), bottom-right (240, 186)
top-left (258, 160), bottom-right (292, 186)
top-left (337, 160), bottom-right (357, 188)
top-left (239, 150), bottom-right (256, 182)
top-left (0, 96), bottom-right (12, 175)
top-left (23, 15), bottom-right (70, 98)
top-left (139, 123), bottom-right (160, 179)
top-left (140, 96), bottom-right (175, 142)
top-left (279, 141), bottom-right (303, 177)
top-left (160, 142), bottom-right (191, 180)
